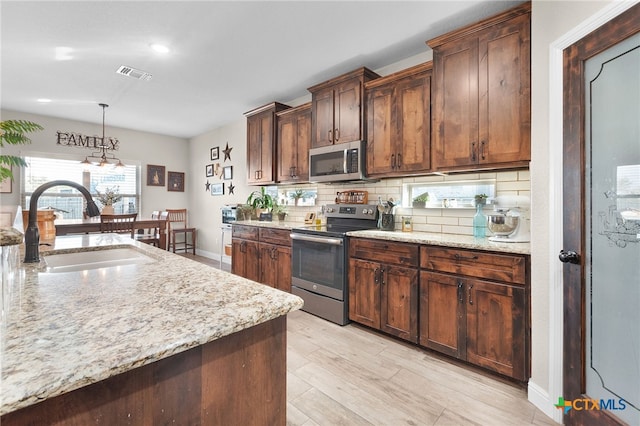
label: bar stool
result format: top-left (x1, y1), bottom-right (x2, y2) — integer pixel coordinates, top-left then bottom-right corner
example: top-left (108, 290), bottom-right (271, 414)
top-left (166, 209), bottom-right (196, 254)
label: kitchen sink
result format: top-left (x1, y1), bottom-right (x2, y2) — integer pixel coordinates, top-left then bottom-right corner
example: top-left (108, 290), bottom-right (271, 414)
top-left (42, 247), bottom-right (156, 273)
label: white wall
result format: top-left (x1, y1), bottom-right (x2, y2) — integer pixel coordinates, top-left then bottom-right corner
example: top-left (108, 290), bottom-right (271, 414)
top-left (0, 109), bottom-right (189, 216)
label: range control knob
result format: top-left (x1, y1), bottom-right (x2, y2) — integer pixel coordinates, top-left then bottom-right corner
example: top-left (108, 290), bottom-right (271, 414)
top-left (326, 207), bottom-right (334, 213)
top-left (362, 208), bottom-right (369, 215)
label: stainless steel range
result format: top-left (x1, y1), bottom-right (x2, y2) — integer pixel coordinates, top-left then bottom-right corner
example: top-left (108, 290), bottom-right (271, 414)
top-left (290, 204), bottom-right (378, 325)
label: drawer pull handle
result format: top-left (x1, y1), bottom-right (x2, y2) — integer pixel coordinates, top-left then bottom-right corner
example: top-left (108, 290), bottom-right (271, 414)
top-left (374, 268), bottom-right (380, 284)
top-left (454, 254), bottom-right (478, 261)
top-left (458, 281), bottom-right (464, 303)
top-left (468, 284), bottom-right (473, 305)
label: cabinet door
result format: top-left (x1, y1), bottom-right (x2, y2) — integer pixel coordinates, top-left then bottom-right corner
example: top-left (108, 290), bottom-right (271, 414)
top-left (247, 110), bottom-right (275, 184)
top-left (380, 265), bottom-right (418, 343)
top-left (465, 279), bottom-right (526, 380)
top-left (419, 272), bottom-right (465, 358)
top-left (259, 243), bottom-right (292, 293)
top-left (348, 258), bottom-right (380, 329)
top-left (231, 238), bottom-right (260, 282)
top-left (311, 88), bottom-right (334, 147)
top-left (478, 14), bottom-right (530, 165)
top-left (366, 83), bottom-right (395, 176)
top-left (277, 106), bottom-right (311, 183)
top-left (334, 78), bottom-right (362, 145)
top-left (396, 72), bottom-right (431, 174)
top-left (432, 37), bottom-right (480, 169)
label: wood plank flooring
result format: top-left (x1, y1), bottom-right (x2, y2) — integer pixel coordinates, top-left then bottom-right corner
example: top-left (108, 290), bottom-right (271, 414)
top-left (183, 254), bottom-right (557, 426)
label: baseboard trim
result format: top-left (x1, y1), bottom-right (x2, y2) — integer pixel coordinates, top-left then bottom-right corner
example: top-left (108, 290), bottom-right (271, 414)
top-left (529, 379), bottom-right (562, 423)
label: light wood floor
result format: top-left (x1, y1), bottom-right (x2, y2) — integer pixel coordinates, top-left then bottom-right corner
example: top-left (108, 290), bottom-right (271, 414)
top-left (182, 254), bottom-right (557, 426)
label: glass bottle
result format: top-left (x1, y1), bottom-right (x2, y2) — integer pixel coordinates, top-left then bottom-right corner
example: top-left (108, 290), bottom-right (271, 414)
top-left (473, 202), bottom-right (487, 238)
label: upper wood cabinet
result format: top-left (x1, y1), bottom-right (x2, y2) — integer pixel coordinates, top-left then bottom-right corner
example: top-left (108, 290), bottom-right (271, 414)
top-left (276, 103), bottom-right (311, 184)
top-left (308, 67), bottom-right (380, 148)
top-left (365, 62), bottom-right (432, 177)
top-left (427, 2), bottom-right (531, 172)
top-left (245, 102), bottom-right (290, 185)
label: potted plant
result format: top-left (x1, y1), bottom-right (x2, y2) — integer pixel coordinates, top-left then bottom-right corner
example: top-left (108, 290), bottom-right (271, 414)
top-left (474, 193), bottom-right (488, 206)
top-left (0, 119), bottom-right (43, 182)
top-left (247, 187), bottom-right (274, 219)
top-left (412, 192), bottom-right (429, 208)
top-left (291, 189), bottom-right (308, 206)
top-left (272, 202), bottom-right (287, 221)
top-left (96, 186), bottom-right (122, 214)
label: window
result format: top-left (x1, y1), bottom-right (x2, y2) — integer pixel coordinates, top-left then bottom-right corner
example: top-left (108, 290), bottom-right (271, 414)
top-left (22, 156), bottom-right (140, 219)
top-left (402, 179), bottom-right (496, 209)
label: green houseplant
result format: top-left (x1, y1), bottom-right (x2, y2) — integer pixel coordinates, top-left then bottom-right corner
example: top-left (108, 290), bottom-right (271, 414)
top-left (0, 119), bottom-right (44, 181)
top-left (96, 186), bottom-right (122, 214)
top-left (247, 187), bottom-right (275, 217)
top-left (412, 192), bottom-right (429, 208)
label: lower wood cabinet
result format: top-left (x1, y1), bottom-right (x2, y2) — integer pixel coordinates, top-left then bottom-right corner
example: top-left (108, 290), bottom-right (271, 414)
top-left (420, 246), bottom-right (529, 381)
top-left (348, 239), bottom-right (419, 343)
top-left (232, 225), bottom-right (291, 292)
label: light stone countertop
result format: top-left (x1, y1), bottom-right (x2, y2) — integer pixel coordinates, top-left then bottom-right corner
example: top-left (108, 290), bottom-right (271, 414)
top-left (0, 234), bottom-right (303, 416)
top-left (346, 230), bottom-right (531, 255)
top-left (232, 219), bottom-right (302, 230)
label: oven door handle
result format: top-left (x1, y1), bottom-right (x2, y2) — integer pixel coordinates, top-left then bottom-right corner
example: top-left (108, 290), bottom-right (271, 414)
top-left (290, 233), bottom-right (343, 246)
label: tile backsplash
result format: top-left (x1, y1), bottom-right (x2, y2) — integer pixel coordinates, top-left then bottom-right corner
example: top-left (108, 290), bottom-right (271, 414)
top-left (279, 169), bottom-right (530, 236)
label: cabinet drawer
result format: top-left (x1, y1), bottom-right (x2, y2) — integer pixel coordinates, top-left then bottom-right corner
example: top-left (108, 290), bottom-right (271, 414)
top-left (259, 228), bottom-right (291, 246)
top-left (420, 246), bottom-right (526, 285)
top-left (232, 224), bottom-right (259, 240)
top-left (350, 238), bottom-right (419, 267)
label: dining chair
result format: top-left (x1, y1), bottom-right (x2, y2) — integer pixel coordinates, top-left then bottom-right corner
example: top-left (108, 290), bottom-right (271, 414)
top-left (166, 209), bottom-right (196, 254)
top-left (133, 211), bottom-right (168, 248)
top-left (99, 213), bottom-right (138, 234)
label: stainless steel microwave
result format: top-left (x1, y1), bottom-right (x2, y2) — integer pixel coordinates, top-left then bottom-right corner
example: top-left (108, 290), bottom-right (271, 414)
top-left (308, 140), bottom-right (365, 183)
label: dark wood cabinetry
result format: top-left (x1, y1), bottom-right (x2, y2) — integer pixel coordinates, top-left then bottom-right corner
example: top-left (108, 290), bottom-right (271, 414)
top-left (258, 228), bottom-right (291, 293)
top-left (308, 67), bottom-right (379, 148)
top-left (276, 103), bottom-right (311, 183)
top-left (365, 62), bottom-right (432, 177)
top-left (231, 225), bottom-right (260, 282)
top-left (348, 238), bottom-right (419, 343)
top-left (428, 3), bottom-right (531, 172)
top-left (232, 225), bottom-right (291, 292)
top-left (245, 102), bottom-right (290, 185)
top-left (420, 246), bottom-right (528, 381)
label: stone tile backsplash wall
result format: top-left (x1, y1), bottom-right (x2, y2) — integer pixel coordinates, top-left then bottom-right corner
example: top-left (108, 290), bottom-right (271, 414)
top-left (279, 169), bottom-right (530, 235)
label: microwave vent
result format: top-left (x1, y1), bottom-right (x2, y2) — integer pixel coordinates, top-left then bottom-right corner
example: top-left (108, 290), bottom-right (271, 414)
top-left (116, 65), bottom-right (153, 81)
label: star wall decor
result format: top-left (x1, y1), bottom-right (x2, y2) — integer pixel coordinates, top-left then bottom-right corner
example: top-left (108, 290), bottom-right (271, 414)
top-left (227, 182), bottom-right (235, 195)
top-left (205, 180), bottom-right (210, 191)
top-left (223, 142), bottom-right (233, 162)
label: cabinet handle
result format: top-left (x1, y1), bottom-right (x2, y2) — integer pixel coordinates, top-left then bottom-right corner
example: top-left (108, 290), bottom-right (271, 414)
top-left (271, 247), bottom-right (278, 260)
top-left (454, 253), bottom-right (478, 261)
top-left (468, 284), bottom-right (473, 305)
top-left (458, 281), bottom-right (464, 303)
top-left (335, 128), bottom-right (339, 141)
top-left (391, 154), bottom-right (396, 169)
top-left (380, 267), bottom-right (385, 286)
top-left (374, 268), bottom-right (380, 284)
top-left (240, 241), bottom-right (246, 253)
top-left (328, 129), bottom-right (333, 143)
top-left (397, 153), bottom-right (402, 169)
top-left (480, 141), bottom-right (486, 160)
top-left (471, 141), bottom-right (477, 162)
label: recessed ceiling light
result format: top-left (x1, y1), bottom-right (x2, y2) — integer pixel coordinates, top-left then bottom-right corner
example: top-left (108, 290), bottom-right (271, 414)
top-left (150, 43), bottom-right (170, 54)
top-left (37, 98), bottom-right (52, 103)
top-left (55, 46), bottom-right (73, 61)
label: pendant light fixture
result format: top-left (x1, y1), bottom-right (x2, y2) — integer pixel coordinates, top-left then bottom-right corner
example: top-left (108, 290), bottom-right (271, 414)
top-left (80, 103), bottom-right (125, 168)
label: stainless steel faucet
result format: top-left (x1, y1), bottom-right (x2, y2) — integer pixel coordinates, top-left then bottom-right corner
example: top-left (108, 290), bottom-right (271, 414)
top-left (24, 180), bottom-right (101, 263)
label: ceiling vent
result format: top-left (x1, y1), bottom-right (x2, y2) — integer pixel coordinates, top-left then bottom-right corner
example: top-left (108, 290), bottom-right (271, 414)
top-left (116, 65), bottom-right (152, 81)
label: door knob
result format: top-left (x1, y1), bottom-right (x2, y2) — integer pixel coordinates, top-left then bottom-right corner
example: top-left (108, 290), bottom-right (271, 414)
top-left (559, 250), bottom-right (580, 264)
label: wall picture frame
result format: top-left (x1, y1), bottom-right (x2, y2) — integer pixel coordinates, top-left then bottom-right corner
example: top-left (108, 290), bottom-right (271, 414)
top-left (167, 171), bottom-right (185, 192)
top-left (223, 166), bottom-right (233, 180)
top-left (210, 147), bottom-right (220, 161)
top-left (210, 182), bottom-right (224, 196)
top-left (147, 164), bottom-right (165, 186)
top-left (205, 164), bottom-right (214, 177)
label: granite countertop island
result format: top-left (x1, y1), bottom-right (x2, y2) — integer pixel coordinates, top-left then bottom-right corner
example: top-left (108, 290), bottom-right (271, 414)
top-left (1, 234), bottom-right (303, 422)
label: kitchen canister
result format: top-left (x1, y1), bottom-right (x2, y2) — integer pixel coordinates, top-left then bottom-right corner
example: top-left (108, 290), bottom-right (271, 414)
top-left (402, 216), bottom-right (413, 232)
top-left (380, 213), bottom-right (395, 231)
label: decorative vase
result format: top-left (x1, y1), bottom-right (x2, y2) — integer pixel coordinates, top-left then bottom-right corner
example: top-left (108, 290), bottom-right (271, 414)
top-left (102, 205), bottom-right (114, 215)
top-left (473, 202), bottom-right (486, 238)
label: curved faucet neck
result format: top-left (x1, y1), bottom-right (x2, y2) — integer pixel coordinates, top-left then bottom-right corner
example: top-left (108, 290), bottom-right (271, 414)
top-left (24, 180), bottom-right (101, 263)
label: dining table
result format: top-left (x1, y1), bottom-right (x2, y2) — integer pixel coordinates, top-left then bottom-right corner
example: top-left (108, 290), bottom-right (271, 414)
top-left (54, 217), bottom-right (168, 250)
